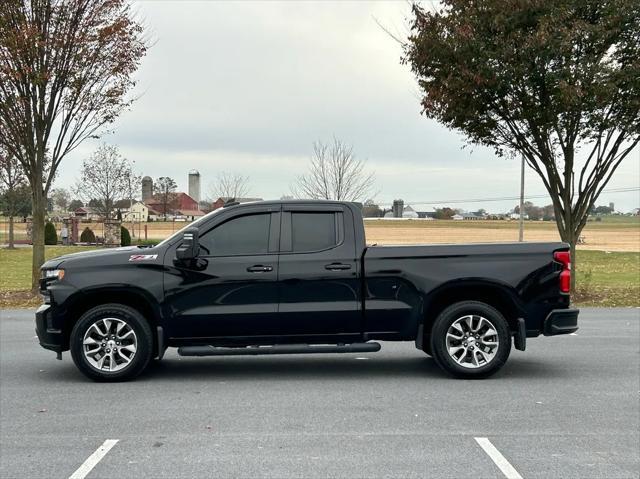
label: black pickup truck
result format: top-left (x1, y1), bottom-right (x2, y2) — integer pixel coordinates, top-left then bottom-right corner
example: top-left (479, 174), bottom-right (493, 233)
top-left (36, 200), bottom-right (578, 381)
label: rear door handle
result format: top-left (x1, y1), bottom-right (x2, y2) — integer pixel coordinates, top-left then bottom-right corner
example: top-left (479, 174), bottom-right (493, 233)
top-left (247, 265), bottom-right (273, 273)
top-left (325, 263), bottom-right (352, 271)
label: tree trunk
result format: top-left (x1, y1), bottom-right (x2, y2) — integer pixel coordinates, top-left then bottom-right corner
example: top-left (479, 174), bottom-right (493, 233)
top-left (554, 217), bottom-right (578, 297)
top-left (555, 219), bottom-right (585, 299)
top-left (7, 215), bottom-right (15, 249)
top-left (569, 241), bottom-right (577, 294)
top-left (31, 187), bottom-right (45, 292)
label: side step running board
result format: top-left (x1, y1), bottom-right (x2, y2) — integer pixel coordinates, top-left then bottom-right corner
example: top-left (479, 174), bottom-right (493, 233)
top-left (178, 342), bottom-right (381, 357)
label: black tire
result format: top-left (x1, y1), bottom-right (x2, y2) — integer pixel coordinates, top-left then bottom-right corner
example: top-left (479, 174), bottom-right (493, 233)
top-left (429, 301), bottom-right (511, 379)
top-left (70, 304), bottom-right (153, 382)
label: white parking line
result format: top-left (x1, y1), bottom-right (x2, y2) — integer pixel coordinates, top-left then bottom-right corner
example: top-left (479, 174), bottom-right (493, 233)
top-left (68, 439), bottom-right (118, 479)
top-left (474, 437), bottom-right (523, 479)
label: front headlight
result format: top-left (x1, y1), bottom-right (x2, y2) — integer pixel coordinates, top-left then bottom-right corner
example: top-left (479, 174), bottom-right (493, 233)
top-left (43, 269), bottom-right (65, 280)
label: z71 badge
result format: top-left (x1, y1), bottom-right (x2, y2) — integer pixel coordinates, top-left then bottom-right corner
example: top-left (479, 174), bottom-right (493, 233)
top-left (129, 254), bottom-right (158, 262)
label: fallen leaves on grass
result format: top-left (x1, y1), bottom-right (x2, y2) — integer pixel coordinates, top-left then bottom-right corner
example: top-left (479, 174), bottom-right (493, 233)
top-left (573, 286), bottom-right (640, 307)
top-left (0, 290), bottom-right (40, 308)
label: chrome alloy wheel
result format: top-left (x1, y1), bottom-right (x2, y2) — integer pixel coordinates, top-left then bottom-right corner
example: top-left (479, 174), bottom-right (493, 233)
top-left (445, 315), bottom-right (499, 369)
top-left (82, 318), bottom-right (138, 372)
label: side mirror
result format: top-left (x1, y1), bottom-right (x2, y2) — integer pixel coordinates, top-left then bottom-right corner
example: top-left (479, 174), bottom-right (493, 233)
top-left (176, 227), bottom-right (200, 260)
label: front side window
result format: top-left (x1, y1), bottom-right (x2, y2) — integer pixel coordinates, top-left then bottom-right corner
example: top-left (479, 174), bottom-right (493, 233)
top-left (200, 213), bottom-right (271, 256)
top-left (291, 212), bottom-right (337, 252)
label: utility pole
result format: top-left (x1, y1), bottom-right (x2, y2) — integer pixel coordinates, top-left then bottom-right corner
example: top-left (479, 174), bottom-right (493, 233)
top-left (127, 160), bottom-right (136, 238)
top-left (519, 154), bottom-right (525, 242)
top-left (128, 174), bottom-right (135, 238)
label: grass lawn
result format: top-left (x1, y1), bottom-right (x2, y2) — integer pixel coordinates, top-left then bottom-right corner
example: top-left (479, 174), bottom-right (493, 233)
top-left (573, 250), bottom-right (639, 307)
top-left (0, 246), bottom-right (637, 308)
top-left (0, 245), bottom-right (97, 291)
top-left (364, 216), bottom-right (640, 230)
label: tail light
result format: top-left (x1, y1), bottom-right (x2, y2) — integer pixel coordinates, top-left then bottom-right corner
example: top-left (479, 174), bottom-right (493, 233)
top-left (553, 251), bottom-right (571, 293)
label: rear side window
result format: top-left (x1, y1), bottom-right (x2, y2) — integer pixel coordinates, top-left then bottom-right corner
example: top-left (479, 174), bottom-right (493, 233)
top-left (200, 213), bottom-right (271, 256)
top-left (291, 212), bottom-right (337, 252)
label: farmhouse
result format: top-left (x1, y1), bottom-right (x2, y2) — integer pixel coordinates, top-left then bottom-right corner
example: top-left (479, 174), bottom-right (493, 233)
top-left (73, 206), bottom-right (102, 221)
top-left (417, 207), bottom-right (437, 219)
top-left (122, 202), bottom-right (151, 222)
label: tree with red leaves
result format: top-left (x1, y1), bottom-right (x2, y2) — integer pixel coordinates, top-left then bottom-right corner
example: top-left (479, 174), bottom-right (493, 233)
top-left (0, 0), bottom-right (148, 290)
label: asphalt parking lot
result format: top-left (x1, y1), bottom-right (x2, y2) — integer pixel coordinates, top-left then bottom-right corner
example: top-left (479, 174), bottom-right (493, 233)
top-left (1, 307), bottom-right (638, 479)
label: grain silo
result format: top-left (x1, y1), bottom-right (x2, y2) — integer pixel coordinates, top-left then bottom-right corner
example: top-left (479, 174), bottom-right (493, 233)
top-left (141, 176), bottom-right (153, 202)
top-left (188, 170), bottom-right (201, 203)
top-left (392, 199), bottom-right (404, 218)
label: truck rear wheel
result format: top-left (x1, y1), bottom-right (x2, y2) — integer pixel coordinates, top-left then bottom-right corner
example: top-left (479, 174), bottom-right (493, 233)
top-left (429, 301), bottom-right (511, 379)
top-left (70, 304), bottom-right (153, 382)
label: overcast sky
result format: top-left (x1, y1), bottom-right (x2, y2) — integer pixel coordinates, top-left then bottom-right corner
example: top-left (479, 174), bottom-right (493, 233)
top-left (55, 1), bottom-right (639, 213)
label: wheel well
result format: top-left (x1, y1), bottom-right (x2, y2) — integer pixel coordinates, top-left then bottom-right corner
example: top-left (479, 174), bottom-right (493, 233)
top-left (64, 290), bottom-right (160, 353)
top-left (422, 284), bottom-right (520, 339)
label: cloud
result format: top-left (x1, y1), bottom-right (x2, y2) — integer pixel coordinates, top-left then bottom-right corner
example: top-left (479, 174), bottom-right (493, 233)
top-left (55, 1), bottom-right (640, 212)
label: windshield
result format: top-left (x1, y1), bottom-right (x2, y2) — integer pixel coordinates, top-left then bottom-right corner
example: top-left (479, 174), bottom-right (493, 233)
top-left (155, 207), bottom-right (227, 247)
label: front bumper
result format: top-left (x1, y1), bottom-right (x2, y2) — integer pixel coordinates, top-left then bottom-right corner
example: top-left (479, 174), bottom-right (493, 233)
top-left (35, 304), bottom-right (64, 352)
top-left (543, 308), bottom-right (579, 336)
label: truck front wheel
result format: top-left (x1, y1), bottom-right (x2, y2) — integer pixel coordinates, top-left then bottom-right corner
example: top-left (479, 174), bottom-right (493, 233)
top-left (70, 304), bottom-right (153, 382)
top-left (429, 301), bottom-right (511, 379)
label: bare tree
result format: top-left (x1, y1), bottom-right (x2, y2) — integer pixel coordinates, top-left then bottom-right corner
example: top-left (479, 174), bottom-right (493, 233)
top-left (154, 177), bottom-right (178, 221)
top-left (0, 0), bottom-right (147, 289)
top-left (0, 147), bottom-right (29, 248)
top-left (50, 188), bottom-right (70, 212)
top-left (293, 138), bottom-right (376, 202)
top-left (210, 172), bottom-right (250, 200)
top-left (73, 144), bottom-right (139, 221)
top-left (68, 199), bottom-right (84, 211)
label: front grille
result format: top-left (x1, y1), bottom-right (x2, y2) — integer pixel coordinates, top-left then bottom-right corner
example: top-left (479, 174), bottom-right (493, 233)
top-left (39, 277), bottom-right (55, 303)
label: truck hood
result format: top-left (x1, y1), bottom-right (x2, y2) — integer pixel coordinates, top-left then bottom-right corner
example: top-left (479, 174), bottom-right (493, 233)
top-left (42, 246), bottom-right (144, 269)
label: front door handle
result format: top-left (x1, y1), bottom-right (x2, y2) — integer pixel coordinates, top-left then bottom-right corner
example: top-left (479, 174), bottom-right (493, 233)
top-left (247, 265), bottom-right (273, 273)
top-left (325, 263), bottom-right (352, 271)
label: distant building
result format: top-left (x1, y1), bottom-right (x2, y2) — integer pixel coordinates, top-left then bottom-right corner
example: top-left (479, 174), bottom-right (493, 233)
top-left (212, 197), bottom-right (263, 210)
top-left (146, 192), bottom-right (199, 217)
top-left (417, 207), bottom-right (437, 219)
top-left (383, 205), bottom-right (420, 219)
top-left (122, 202), bottom-right (150, 222)
top-left (452, 212), bottom-right (484, 220)
top-left (147, 207), bottom-right (163, 221)
top-left (114, 199), bottom-right (133, 210)
top-left (145, 192), bottom-right (205, 221)
top-left (392, 199), bottom-right (404, 218)
top-left (188, 170), bottom-right (201, 203)
top-left (174, 209), bottom-right (205, 221)
top-left (73, 207), bottom-right (102, 221)
top-left (199, 200), bottom-right (213, 214)
top-left (401, 205), bottom-right (419, 218)
top-left (141, 176), bottom-right (153, 202)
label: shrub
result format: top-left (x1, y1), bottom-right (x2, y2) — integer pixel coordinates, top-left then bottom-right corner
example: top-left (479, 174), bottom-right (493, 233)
top-left (80, 227), bottom-right (96, 243)
top-left (120, 226), bottom-right (131, 246)
top-left (44, 222), bottom-right (58, 245)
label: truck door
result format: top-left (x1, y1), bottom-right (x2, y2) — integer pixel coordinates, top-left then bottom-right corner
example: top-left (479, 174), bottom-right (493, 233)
top-left (277, 205), bottom-right (361, 337)
top-left (164, 208), bottom-right (281, 339)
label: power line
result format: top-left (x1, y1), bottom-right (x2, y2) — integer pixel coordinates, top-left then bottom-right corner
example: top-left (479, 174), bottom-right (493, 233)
top-left (379, 187), bottom-right (640, 206)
